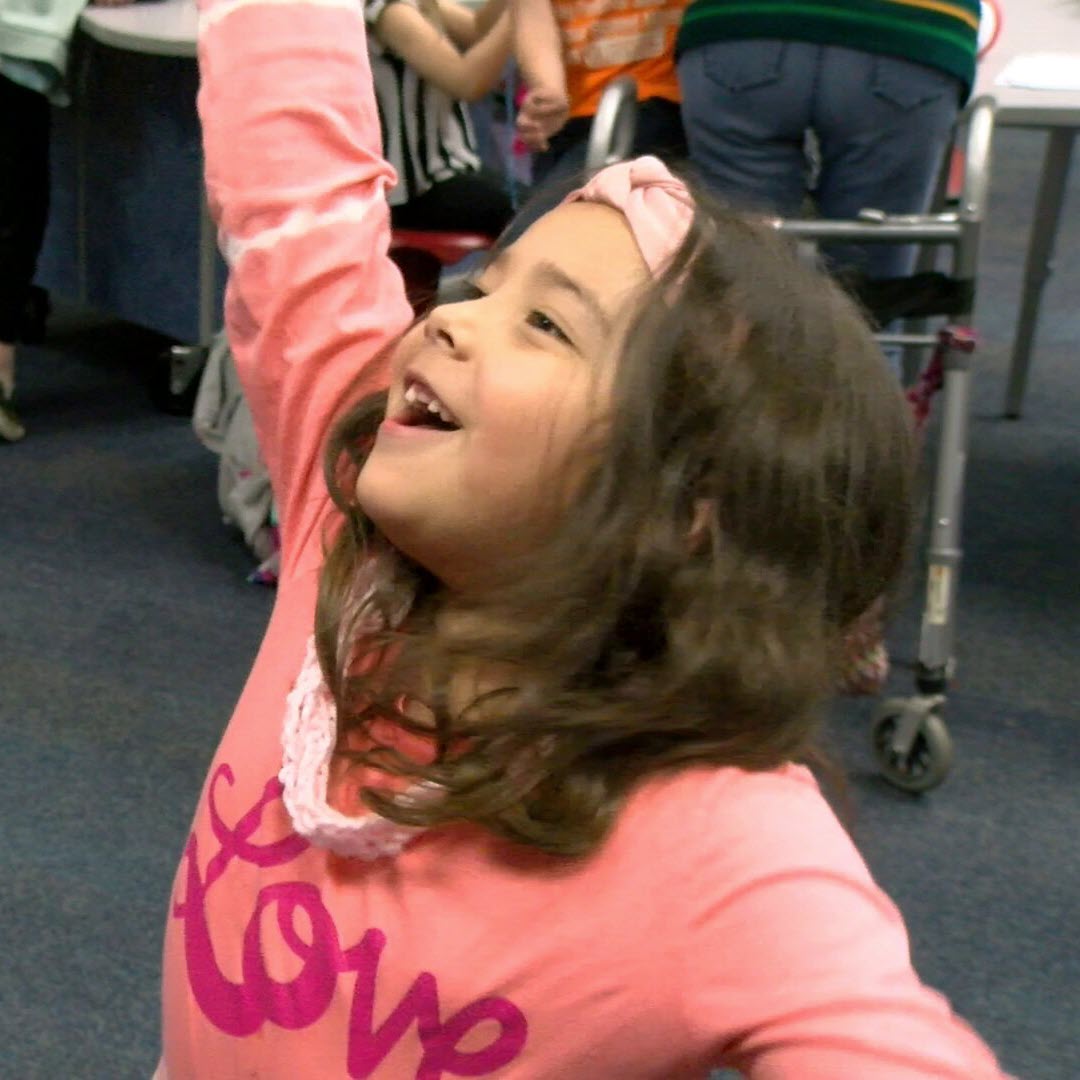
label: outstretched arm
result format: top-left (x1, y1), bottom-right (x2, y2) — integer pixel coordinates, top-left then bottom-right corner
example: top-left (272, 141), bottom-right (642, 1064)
top-left (197, 0), bottom-right (413, 570)
top-left (673, 771), bottom-right (1012, 1078)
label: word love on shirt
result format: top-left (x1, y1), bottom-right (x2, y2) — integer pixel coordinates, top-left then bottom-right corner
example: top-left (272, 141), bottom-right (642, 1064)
top-left (172, 764), bottom-right (529, 1078)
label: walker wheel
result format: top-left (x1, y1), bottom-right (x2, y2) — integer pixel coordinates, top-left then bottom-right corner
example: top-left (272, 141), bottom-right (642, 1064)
top-left (872, 701), bottom-right (953, 793)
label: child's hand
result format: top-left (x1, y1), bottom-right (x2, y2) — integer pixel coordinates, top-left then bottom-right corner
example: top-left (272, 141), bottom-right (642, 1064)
top-left (516, 87), bottom-right (569, 151)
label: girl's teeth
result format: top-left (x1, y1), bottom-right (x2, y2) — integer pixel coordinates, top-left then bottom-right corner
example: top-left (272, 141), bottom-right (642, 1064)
top-left (426, 400), bottom-right (456, 424)
top-left (403, 381), bottom-right (455, 424)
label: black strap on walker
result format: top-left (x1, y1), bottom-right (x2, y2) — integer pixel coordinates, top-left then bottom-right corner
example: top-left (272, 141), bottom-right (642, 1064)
top-left (836, 271), bottom-right (976, 329)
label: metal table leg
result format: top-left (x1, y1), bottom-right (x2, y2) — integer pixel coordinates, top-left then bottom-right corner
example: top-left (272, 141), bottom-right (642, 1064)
top-left (163, 181), bottom-right (218, 407)
top-left (1004, 127), bottom-right (1076, 419)
top-left (198, 183), bottom-right (217, 346)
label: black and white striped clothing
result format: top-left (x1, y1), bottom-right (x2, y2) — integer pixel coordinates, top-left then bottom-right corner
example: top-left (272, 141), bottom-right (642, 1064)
top-left (365, 0), bottom-right (483, 207)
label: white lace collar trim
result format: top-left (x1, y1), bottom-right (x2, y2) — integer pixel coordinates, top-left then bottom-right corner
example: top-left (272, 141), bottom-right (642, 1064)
top-left (279, 635), bottom-right (434, 860)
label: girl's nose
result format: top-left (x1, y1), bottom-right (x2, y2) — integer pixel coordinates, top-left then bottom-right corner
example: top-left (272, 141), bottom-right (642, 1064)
top-left (423, 299), bottom-right (477, 359)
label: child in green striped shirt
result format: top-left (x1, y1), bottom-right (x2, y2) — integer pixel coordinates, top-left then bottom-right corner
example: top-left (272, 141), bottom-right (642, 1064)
top-left (675, 0), bottom-right (978, 279)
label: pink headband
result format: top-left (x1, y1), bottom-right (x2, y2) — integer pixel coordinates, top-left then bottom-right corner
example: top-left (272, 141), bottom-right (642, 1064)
top-left (563, 155), bottom-right (695, 275)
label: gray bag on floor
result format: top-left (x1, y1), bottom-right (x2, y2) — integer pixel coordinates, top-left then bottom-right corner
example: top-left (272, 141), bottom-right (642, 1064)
top-left (192, 331), bottom-right (279, 578)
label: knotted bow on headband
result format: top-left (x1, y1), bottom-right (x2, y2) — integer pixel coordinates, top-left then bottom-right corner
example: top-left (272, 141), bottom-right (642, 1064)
top-left (564, 156), bottom-right (695, 275)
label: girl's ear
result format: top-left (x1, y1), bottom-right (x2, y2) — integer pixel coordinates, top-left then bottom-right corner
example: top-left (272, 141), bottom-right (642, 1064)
top-left (687, 498), bottom-right (718, 554)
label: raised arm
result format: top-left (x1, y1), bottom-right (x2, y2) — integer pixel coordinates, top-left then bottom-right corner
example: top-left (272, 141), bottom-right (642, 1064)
top-left (370, 0), bottom-right (511, 103)
top-left (197, 0), bottom-right (413, 570)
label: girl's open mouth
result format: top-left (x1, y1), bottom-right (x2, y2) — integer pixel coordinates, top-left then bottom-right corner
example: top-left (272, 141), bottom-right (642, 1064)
top-left (395, 377), bottom-right (461, 431)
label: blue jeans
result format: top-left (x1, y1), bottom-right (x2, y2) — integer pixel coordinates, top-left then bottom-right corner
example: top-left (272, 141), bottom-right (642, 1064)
top-left (677, 41), bottom-right (963, 279)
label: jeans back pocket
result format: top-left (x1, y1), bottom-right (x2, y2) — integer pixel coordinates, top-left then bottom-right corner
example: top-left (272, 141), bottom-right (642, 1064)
top-left (871, 55), bottom-right (961, 110)
top-left (704, 40), bottom-right (787, 94)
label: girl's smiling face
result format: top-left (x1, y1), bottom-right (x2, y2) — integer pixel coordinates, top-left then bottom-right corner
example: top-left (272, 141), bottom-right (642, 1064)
top-left (355, 201), bottom-right (649, 594)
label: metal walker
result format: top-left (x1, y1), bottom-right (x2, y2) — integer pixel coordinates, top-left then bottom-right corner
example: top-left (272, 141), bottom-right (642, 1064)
top-left (586, 79), bottom-right (997, 792)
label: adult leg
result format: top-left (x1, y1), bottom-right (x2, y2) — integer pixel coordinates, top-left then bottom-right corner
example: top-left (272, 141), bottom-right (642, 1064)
top-left (502, 117), bottom-right (593, 241)
top-left (530, 115), bottom-right (592, 188)
top-left (813, 47), bottom-right (962, 279)
top-left (0, 74), bottom-right (51, 440)
top-left (631, 97), bottom-right (687, 164)
top-left (0, 75), bottom-right (51, 345)
top-left (534, 98), bottom-right (686, 180)
top-left (511, 95), bottom-right (689, 239)
top-left (677, 39), bottom-right (814, 215)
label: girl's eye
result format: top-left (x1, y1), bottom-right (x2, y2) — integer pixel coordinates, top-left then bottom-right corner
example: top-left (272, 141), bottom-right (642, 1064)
top-left (453, 279), bottom-right (572, 346)
top-left (526, 309), bottom-right (571, 345)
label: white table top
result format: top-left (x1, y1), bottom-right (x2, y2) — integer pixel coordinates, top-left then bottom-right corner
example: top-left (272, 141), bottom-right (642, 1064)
top-left (80, 0), bottom-right (1080, 125)
top-left (76, 0), bottom-right (481, 54)
top-left (973, 0), bottom-right (1080, 126)
top-left (79, 0), bottom-right (197, 59)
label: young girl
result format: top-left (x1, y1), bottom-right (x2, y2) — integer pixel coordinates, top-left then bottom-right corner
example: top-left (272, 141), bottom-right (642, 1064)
top-left (160, 0), bottom-right (1011, 1075)
top-left (366, 0), bottom-right (515, 237)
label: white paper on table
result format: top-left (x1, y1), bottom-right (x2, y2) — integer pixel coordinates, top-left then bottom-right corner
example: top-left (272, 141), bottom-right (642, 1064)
top-left (996, 53), bottom-right (1080, 92)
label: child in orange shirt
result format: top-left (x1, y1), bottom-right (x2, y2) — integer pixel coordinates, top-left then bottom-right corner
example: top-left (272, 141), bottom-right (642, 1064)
top-left (512, 0), bottom-right (687, 184)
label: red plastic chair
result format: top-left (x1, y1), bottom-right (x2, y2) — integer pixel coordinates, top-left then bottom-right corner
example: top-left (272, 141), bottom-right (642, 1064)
top-left (389, 229), bottom-right (494, 315)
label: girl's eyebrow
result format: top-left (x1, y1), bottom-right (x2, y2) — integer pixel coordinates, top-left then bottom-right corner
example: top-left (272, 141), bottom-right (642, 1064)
top-left (529, 260), bottom-right (612, 338)
top-left (485, 250), bottom-right (612, 337)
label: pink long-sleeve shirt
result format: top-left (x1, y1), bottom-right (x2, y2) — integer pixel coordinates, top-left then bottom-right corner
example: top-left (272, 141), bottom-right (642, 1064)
top-left (159, 1), bottom-right (1012, 1075)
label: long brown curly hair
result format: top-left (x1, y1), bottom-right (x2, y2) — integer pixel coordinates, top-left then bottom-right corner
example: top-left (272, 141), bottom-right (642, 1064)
top-left (315, 182), bottom-right (916, 856)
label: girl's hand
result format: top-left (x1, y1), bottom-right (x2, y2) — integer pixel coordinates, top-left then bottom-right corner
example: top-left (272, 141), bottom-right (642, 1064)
top-left (516, 87), bottom-right (569, 151)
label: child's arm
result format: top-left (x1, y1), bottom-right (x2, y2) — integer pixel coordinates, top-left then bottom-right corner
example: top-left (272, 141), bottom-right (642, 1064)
top-left (510, 0), bottom-right (568, 150)
top-left (675, 772), bottom-right (1011, 1078)
top-left (510, 0), bottom-right (564, 97)
top-left (371, 0), bottom-right (511, 103)
top-left (437, 0), bottom-right (506, 49)
top-left (197, 0), bottom-right (413, 568)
